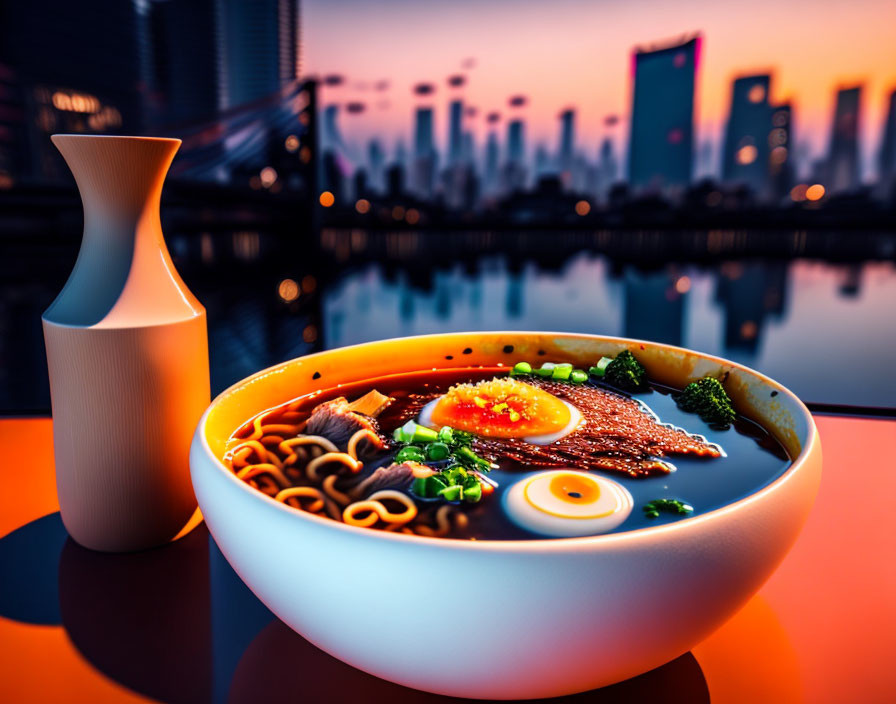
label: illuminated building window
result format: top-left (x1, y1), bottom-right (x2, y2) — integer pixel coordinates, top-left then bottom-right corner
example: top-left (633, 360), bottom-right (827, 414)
top-left (790, 184), bottom-right (809, 201)
top-left (736, 145), bottom-right (758, 165)
top-left (748, 84), bottom-right (766, 103)
top-left (770, 146), bottom-right (788, 165)
top-left (768, 128), bottom-right (787, 147)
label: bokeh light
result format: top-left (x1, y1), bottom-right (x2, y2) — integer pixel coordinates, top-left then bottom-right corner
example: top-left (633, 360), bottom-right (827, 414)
top-left (277, 279), bottom-right (300, 302)
top-left (259, 167), bottom-right (277, 188)
top-left (806, 184), bottom-right (826, 201)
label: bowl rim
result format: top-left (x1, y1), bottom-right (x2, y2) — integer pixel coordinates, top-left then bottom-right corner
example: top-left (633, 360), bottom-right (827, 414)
top-left (193, 331), bottom-right (819, 553)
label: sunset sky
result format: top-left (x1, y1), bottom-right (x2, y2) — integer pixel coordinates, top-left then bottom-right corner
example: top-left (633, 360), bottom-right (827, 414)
top-left (304, 0), bottom-right (896, 179)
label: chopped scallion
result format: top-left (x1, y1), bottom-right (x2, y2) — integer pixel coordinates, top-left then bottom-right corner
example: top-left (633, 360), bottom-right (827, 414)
top-left (511, 361), bottom-right (532, 376)
top-left (589, 357), bottom-right (614, 378)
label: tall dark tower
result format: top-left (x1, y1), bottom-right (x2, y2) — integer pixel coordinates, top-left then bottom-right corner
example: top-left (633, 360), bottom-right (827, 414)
top-left (878, 89), bottom-right (896, 190)
top-left (447, 99), bottom-right (464, 165)
top-left (558, 108), bottom-right (575, 178)
top-left (627, 35), bottom-right (700, 191)
top-left (506, 119), bottom-right (525, 165)
top-left (216, 0), bottom-right (299, 109)
top-left (825, 86), bottom-right (862, 193)
top-left (412, 106), bottom-right (436, 198)
top-left (722, 74), bottom-right (771, 196)
top-left (503, 118), bottom-right (526, 190)
top-left (143, 0), bottom-right (220, 132)
top-left (484, 130), bottom-right (500, 192)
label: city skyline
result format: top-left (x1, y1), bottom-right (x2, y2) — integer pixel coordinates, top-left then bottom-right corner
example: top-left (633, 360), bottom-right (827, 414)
top-left (305, 0), bottom-right (896, 182)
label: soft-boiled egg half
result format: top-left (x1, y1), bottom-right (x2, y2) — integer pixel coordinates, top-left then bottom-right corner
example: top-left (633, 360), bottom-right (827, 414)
top-left (504, 470), bottom-right (634, 537)
top-left (417, 376), bottom-right (582, 445)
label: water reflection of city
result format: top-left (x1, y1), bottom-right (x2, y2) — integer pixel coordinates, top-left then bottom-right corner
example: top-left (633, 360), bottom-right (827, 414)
top-left (2, 228), bottom-right (894, 413)
top-left (318, 230), bottom-right (896, 409)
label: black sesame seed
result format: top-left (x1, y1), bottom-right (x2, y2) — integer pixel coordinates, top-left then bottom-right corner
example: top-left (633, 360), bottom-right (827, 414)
top-left (445, 355), bottom-right (454, 360)
top-left (568, 491), bottom-right (583, 499)
top-left (537, 349), bottom-right (546, 356)
top-left (462, 348), bottom-right (472, 355)
top-left (312, 371), bottom-right (321, 380)
top-left (503, 345), bottom-right (514, 354)
top-left (770, 390), bottom-right (778, 397)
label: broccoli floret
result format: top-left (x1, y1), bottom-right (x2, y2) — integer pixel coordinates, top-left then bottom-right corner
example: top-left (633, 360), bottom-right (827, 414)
top-left (603, 350), bottom-right (648, 391)
top-left (677, 377), bottom-right (736, 428)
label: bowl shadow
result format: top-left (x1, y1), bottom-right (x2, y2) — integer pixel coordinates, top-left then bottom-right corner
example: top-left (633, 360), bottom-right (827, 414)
top-left (230, 618), bottom-right (710, 703)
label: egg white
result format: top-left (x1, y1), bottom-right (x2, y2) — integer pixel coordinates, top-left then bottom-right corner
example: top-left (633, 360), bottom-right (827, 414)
top-left (504, 470), bottom-right (634, 537)
top-left (417, 396), bottom-right (582, 445)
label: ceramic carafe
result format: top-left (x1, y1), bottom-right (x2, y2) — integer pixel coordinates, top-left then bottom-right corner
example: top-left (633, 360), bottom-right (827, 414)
top-left (43, 135), bottom-right (209, 552)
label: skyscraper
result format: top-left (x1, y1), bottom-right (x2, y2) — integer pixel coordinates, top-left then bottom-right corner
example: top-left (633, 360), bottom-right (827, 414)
top-left (447, 99), bottom-right (464, 165)
top-left (412, 106), bottom-right (436, 197)
top-left (598, 137), bottom-right (619, 195)
top-left (143, 0), bottom-right (219, 130)
top-left (558, 109), bottom-right (575, 179)
top-left (484, 131), bottom-right (500, 193)
top-left (825, 86), bottom-right (862, 193)
top-left (216, 0), bottom-right (300, 110)
top-left (367, 138), bottom-right (385, 193)
top-left (878, 89), bottom-right (896, 189)
top-left (503, 119), bottom-right (526, 191)
top-left (627, 36), bottom-right (700, 191)
top-left (506, 119), bottom-right (525, 164)
top-left (722, 74), bottom-right (771, 197)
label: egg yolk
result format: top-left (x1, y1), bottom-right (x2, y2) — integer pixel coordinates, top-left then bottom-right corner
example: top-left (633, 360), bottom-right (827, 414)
top-left (430, 377), bottom-right (571, 438)
top-left (548, 473), bottom-right (600, 504)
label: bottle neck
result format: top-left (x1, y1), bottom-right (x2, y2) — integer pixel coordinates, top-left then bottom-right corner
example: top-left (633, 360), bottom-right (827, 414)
top-left (44, 136), bottom-right (202, 328)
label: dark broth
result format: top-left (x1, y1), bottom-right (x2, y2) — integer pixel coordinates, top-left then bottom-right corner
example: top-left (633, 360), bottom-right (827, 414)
top-left (242, 366), bottom-right (792, 540)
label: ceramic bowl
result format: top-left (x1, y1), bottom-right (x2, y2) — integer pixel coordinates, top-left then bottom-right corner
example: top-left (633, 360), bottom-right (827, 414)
top-left (190, 332), bottom-right (821, 700)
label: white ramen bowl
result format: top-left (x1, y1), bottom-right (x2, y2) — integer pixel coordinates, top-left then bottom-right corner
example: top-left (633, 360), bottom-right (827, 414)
top-left (190, 332), bottom-right (821, 699)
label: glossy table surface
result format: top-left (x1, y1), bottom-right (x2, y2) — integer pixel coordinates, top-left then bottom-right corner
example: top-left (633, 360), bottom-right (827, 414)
top-left (1, 415), bottom-right (894, 703)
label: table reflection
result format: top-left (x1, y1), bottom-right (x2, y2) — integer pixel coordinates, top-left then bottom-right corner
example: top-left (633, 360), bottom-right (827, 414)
top-left (0, 515), bottom-right (711, 703)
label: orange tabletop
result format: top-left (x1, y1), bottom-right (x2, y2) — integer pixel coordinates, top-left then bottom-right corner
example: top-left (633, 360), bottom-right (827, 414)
top-left (1, 414), bottom-right (894, 704)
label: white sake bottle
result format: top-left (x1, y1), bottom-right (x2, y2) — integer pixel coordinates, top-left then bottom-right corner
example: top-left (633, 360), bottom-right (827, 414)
top-left (43, 135), bottom-right (210, 552)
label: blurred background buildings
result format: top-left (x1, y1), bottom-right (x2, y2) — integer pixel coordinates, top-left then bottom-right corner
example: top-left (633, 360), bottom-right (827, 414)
top-left (0, 0), bottom-right (895, 223)
top-left (0, 0), bottom-right (894, 414)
